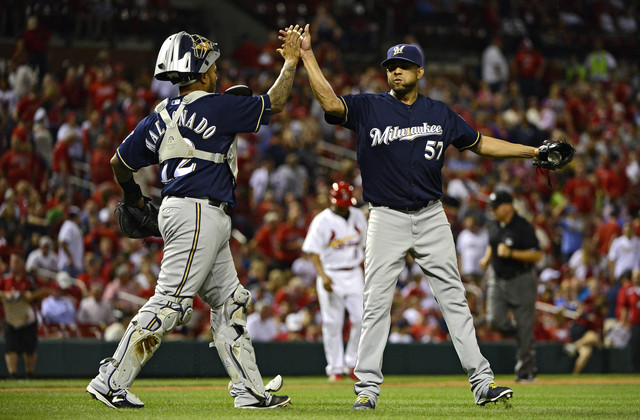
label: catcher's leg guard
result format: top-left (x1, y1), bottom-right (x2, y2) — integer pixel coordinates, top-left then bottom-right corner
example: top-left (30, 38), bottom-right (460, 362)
top-left (99, 295), bottom-right (193, 391)
top-left (210, 286), bottom-right (267, 400)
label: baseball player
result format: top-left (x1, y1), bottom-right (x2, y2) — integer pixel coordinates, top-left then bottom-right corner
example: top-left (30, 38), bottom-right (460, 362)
top-left (86, 26), bottom-right (305, 409)
top-left (291, 24), bottom-right (550, 410)
top-left (302, 181), bottom-right (367, 382)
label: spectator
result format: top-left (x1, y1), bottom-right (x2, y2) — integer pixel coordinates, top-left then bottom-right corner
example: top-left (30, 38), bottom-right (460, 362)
top-left (21, 16), bottom-right (50, 84)
top-left (40, 282), bottom-right (77, 326)
top-left (273, 201), bottom-right (307, 268)
top-left (608, 222), bottom-right (640, 282)
top-left (249, 211), bottom-right (281, 268)
top-left (559, 205), bottom-right (585, 263)
top-left (246, 301), bottom-right (281, 342)
top-left (31, 107), bottom-right (53, 170)
top-left (271, 153), bottom-right (309, 203)
top-left (584, 37), bottom-right (617, 83)
top-left (103, 263), bottom-right (142, 315)
top-left (0, 133), bottom-right (39, 188)
top-left (57, 206), bottom-right (84, 278)
top-left (563, 296), bottom-right (608, 374)
top-left (25, 235), bottom-right (58, 283)
top-left (76, 282), bottom-right (116, 327)
top-left (512, 38), bottom-right (545, 99)
top-left (0, 253), bottom-right (48, 379)
top-left (481, 37), bottom-right (509, 93)
top-left (456, 214), bottom-right (489, 286)
top-left (7, 45), bottom-right (37, 104)
top-left (617, 270), bottom-right (640, 372)
top-left (77, 254), bottom-right (107, 289)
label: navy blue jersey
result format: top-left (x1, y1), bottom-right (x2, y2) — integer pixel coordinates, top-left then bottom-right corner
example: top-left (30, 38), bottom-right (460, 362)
top-left (326, 92), bottom-right (479, 207)
top-left (116, 93), bottom-right (271, 209)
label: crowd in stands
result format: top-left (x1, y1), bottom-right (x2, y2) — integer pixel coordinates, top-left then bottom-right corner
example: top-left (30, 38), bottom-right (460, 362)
top-left (0, 2), bottom-right (639, 361)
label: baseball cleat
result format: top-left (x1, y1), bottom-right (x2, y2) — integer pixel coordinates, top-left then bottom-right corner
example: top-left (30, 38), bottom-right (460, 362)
top-left (476, 382), bottom-right (513, 406)
top-left (86, 384), bottom-right (144, 409)
top-left (240, 394), bottom-right (291, 409)
top-left (352, 395), bottom-right (375, 410)
top-left (329, 373), bottom-right (344, 382)
top-left (265, 374), bottom-right (283, 392)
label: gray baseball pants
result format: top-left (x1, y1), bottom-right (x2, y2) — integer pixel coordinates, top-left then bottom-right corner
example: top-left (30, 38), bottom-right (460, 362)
top-left (354, 202), bottom-right (494, 405)
top-left (487, 270), bottom-right (537, 379)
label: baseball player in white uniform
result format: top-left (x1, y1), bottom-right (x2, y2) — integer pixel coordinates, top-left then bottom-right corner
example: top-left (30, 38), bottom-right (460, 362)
top-left (302, 181), bottom-right (367, 382)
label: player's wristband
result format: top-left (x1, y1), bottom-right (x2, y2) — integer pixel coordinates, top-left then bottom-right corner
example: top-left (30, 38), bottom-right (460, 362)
top-left (118, 177), bottom-right (142, 206)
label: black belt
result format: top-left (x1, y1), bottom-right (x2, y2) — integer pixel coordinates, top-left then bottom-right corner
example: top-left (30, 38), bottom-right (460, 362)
top-left (371, 200), bottom-right (438, 213)
top-left (207, 198), bottom-right (229, 211)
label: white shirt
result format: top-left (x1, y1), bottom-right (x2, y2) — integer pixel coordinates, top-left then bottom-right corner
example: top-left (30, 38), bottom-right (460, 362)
top-left (302, 207), bottom-right (367, 271)
top-left (26, 248), bottom-right (59, 279)
top-left (482, 44), bottom-right (509, 85)
top-left (608, 235), bottom-right (640, 280)
top-left (456, 228), bottom-right (489, 276)
top-left (58, 220), bottom-right (84, 271)
top-left (76, 296), bottom-right (116, 326)
top-left (246, 312), bottom-right (280, 342)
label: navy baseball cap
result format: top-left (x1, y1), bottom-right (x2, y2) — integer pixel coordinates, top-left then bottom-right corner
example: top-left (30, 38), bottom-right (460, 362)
top-left (381, 44), bottom-right (424, 68)
top-left (489, 190), bottom-right (513, 208)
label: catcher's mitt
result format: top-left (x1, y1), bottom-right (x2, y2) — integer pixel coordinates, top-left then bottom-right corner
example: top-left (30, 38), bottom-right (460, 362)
top-left (114, 197), bottom-right (161, 238)
top-left (534, 139), bottom-right (575, 170)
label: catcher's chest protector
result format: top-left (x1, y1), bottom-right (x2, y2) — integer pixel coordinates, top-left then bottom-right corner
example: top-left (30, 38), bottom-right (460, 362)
top-left (155, 91), bottom-right (238, 178)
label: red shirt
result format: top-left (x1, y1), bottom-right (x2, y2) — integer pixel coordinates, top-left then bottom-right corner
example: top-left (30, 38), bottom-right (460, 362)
top-left (563, 177), bottom-right (596, 214)
top-left (514, 49), bottom-right (544, 78)
top-left (0, 149), bottom-right (37, 187)
top-left (274, 222), bottom-right (306, 264)
top-left (619, 286), bottom-right (640, 325)
top-left (1, 272), bottom-right (34, 294)
top-left (594, 220), bottom-right (621, 256)
top-left (88, 80), bottom-right (117, 112)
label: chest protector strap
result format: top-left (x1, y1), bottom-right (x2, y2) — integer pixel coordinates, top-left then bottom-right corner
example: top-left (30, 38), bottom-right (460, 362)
top-left (155, 91), bottom-right (238, 178)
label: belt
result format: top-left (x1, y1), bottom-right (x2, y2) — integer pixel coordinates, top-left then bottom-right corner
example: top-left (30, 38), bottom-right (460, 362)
top-left (333, 266), bottom-right (358, 271)
top-left (169, 196), bottom-right (229, 212)
top-left (371, 200), bottom-right (438, 213)
top-left (206, 198), bottom-right (229, 212)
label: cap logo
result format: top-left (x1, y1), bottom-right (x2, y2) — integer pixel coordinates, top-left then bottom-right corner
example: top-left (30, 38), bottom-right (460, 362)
top-left (393, 46), bottom-right (405, 56)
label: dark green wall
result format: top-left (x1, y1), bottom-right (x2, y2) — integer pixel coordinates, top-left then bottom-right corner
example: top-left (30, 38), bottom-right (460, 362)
top-left (0, 339), bottom-right (633, 378)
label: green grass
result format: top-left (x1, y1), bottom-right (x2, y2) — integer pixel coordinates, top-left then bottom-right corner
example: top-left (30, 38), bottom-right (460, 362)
top-left (1, 375), bottom-right (639, 419)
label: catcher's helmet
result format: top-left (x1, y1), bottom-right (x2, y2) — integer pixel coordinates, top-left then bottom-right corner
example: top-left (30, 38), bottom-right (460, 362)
top-left (154, 31), bottom-right (220, 86)
top-left (330, 181), bottom-right (357, 207)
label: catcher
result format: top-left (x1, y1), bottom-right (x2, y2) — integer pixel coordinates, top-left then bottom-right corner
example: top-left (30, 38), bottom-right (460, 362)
top-left (86, 26), bottom-right (304, 409)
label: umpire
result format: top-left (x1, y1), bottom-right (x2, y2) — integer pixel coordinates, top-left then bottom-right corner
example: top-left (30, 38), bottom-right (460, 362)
top-left (480, 190), bottom-right (542, 382)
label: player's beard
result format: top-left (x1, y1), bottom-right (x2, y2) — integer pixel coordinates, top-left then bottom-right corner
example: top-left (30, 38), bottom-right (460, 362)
top-left (390, 80), bottom-right (416, 98)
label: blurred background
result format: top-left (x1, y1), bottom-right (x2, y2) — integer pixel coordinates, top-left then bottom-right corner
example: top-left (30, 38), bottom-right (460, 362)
top-left (0, 0), bottom-right (638, 375)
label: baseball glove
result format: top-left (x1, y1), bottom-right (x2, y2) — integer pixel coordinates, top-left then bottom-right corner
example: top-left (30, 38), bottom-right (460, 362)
top-left (114, 197), bottom-right (161, 238)
top-left (534, 139), bottom-right (575, 170)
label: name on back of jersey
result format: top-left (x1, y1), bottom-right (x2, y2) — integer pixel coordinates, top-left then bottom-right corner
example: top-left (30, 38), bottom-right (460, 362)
top-left (146, 109), bottom-right (217, 152)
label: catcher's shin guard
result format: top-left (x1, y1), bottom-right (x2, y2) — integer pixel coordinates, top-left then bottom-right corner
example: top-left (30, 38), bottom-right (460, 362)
top-left (210, 286), bottom-right (267, 400)
top-left (101, 295), bottom-right (193, 390)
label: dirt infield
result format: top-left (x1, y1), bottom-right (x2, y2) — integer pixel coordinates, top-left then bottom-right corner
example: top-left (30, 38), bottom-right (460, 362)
top-left (2, 376), bottom-right (639, 393)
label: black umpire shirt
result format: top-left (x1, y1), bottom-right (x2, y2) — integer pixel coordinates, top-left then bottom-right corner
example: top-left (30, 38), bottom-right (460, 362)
top-left (488, 212), bottom-right (540, 279)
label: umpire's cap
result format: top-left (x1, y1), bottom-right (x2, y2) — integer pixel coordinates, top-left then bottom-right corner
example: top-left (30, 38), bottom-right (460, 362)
top-left (381, 44), bottom-right (424, 68)
top-left (489, 190), bottom-right (513, 208)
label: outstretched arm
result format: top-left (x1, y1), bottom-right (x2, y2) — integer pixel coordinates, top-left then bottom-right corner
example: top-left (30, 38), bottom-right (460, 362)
top-left (471, 135), bottom-right (539, 159)
top-left (287, 24), bottom-right (344, 117)
top-left (268, 24), bottom-right (303, 114)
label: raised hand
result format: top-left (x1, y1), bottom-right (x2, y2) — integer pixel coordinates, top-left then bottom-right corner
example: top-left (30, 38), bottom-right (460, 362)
top-left (276, 24), bottom-right (303, 62)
